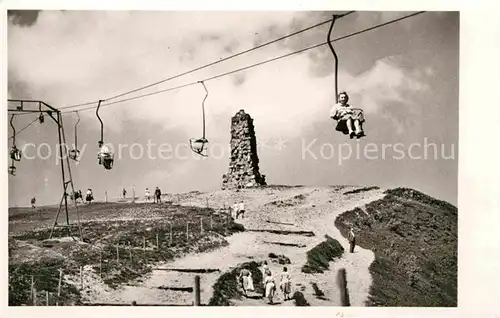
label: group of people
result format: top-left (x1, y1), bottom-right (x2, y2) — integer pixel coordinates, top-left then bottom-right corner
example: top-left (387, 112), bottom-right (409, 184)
top-left (145, 187), bottom-right (162, 203)
top-left (121, 187), bottom-right (163, 203)
top-left (232, 201), bottom-right (245, 219)
top-left (238, 261), bottom-right (292, 305)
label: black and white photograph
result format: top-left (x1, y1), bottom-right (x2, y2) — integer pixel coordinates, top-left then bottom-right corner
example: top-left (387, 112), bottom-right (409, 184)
top-left (2, 1), bottom-right (498, 316)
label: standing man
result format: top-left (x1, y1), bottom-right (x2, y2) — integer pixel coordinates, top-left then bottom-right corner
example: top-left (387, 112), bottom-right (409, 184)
top-left (31, 197), bottom-right (36, 211)
top-left (348, 227), bottom-right (356, 253)
top-left (237, 200), bottom-right (245, 219)
top-left (122, 188), bottom-right (127, 199)
top-left (155, 186), bottom-right (162, 204)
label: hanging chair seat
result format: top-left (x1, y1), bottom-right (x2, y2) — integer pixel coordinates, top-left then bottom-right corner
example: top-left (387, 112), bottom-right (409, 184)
top-left (189, 138), bottom-right (208, 156)
top-left (98, 151), bottom-right (114, 169)
top-left (10, 148), bottom-right (22, 161)
top-left (69, 149), bottom-right (80, 161)
top-left (334, 108), bottom-right (365, 135)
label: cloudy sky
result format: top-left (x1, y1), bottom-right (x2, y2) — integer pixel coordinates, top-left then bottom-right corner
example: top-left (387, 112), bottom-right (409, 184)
top-left (7, 10), bottom-right (458, 206)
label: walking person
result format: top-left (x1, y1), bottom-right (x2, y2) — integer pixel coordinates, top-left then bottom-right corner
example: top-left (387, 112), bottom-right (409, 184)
top-left (86, 188), bottom-right (94, 204)
top-left (31, 197), bottom-right (36, 211)
top-left (238, 265), bottom-right (254, 297)
top-left (145, 188), bottom-right (151, 202)
top-left (264, 271), bottom-right (276, 304)
top-left (261, 261), bottom-right (271, 297)
top-left (348, 227), bottom-right (356, 253)
top-left (237, 200), bottom-right (245, 219)
top-left (280, 266), bottom-right (292, 301)
top-left (122, 188), bottom-right (127, 199)
top-left (155, 186), bottom-right (162, 203)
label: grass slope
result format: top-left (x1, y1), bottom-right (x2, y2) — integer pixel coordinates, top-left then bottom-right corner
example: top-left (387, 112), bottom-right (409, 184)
top-left (301, 235), bottom-right (344, 274)
top-left (9, 204), bottom-right (239, 305)
top-left (335, 187), bottom-right (457, 306)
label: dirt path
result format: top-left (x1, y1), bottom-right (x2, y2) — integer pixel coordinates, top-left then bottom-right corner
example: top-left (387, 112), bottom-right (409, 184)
top-left (81, 186), bottom-right (385, 306)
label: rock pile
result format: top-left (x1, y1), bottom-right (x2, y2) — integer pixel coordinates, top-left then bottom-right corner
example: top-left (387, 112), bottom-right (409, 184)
top-left (221, 110), bottom-right (267, 190)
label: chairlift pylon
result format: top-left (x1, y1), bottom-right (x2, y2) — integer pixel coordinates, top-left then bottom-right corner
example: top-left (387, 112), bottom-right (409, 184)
top-left (189, 81), bottom-right (209, 157)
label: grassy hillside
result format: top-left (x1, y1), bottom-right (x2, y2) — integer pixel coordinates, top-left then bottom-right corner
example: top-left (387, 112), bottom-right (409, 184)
top-left (8, 203), bottom-right (237, 305)
top-left (335, 188), bottom-right (457, 306)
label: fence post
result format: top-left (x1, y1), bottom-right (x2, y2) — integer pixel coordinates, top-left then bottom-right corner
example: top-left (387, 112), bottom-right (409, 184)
top-left (169, 223), bottom-right (173, 246)
top-left (337, 268), bottom-right (350, 306)
top-left (156, 233), bottom-right (159, 248)
top-left (194, 275), bottom-right (201, 306)
top-left (186, 222), bottom-right (189, 240)
top-left (46, 291), bottom-right (49, 306)
top-left (200, 218), bottom-right (204, 233)
top-left (105, 191), bottom-right (108, 203)
top-left (80, 266), bottom-right (83, 290)
top-left (57, 269), bottom-right (63, 306)
top-left (31, 275), bottom-right (35, 305)
top-left (116, 245), bottom-right (119, 263)
top-left (99, 250), bottom-right (102, 277)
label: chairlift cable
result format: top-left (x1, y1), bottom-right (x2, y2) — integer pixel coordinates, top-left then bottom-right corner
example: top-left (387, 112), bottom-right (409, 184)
top-left (59, 11), bottom-right (356, 110)
top-left (60, 11), bottom-right (426, 115)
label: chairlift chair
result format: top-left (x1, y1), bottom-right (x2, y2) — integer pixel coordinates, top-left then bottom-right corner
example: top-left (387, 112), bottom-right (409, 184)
top-left (95, 100), bottom-right (114, 169)
top-left (189, 81), bottom-right (209, 157)
top-left (69, 111), bottom-right (81, 161)
top-left (10, 115), bottom-right (22, 162)
top-left (38, 102), bottom-right (45, 123)
top-left (327, 14), bottom-right (366, 139)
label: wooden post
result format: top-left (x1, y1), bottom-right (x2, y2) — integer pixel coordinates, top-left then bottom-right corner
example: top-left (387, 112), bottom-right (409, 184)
top-left (80, 266), bottom-right (83, 290)
top-left (57, 270), bottom-right (62, 306)
top-left (194, 275), bottom-right (201, 306)
top-left (200, 218), bottom-right (203, 233)
top-left (99, 250), bottom-right (102, 277)
top-left (169, 223), bottom-right (173, 246)
top-left (116, 245), bottom-right (119, 263)
top-left (337, 268), bottom-right (350, 306)
top-left (128, 241), bottom-right (132, 262)
top-left (186, 222), bottom-right (189, 240)
top-left (46, 291), bottom-right (49, 306)
top-left (33, 287), bottom-right (37, 306)
top-left (31, 275), bottom-right (35, 305)
top-left (105, 191), bottom-right (108, 203)
top-left (156, 233), bottom-right (159, 248)
top-left (210, 215), bottom-right (213, 230)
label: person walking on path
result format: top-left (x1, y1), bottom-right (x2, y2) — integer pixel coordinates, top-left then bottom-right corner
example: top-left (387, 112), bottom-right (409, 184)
top-left (348, 227), bottom-right (356, 253)
top-left (154, 186), bottom-right (162, 203)
top-left (280, 266), bottom-right (292, 301)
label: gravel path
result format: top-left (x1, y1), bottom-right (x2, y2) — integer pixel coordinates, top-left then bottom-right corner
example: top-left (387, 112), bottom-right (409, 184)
top-left (80, 186), bottom-right (385, 306)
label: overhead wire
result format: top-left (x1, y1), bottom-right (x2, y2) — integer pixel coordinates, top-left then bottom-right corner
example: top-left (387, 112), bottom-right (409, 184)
top-left (60, 11), bottom-right (426, 115)
top-left (59, 11), bottom-right (356, 110)
top-left (8, 116), bottom-right (40, 140)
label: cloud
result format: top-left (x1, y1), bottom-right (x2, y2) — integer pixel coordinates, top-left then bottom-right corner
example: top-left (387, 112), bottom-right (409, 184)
top-left (8, 10), bottom-right (41, 27)
top-left (343, 56), bottom-right (430, 114)
top-left (8, 11), bottom-right (431, 142)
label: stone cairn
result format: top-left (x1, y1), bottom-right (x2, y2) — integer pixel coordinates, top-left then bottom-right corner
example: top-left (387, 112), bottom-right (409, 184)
top-left (221, 110), bottom-right (267, 190)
